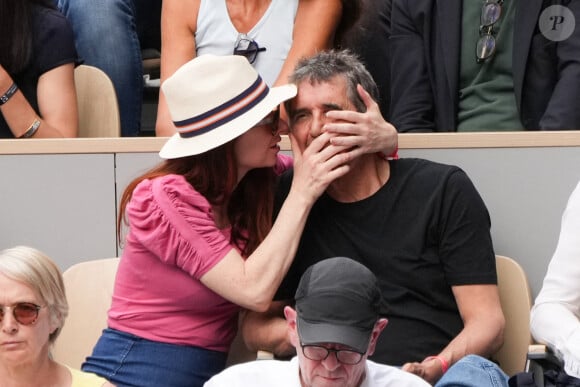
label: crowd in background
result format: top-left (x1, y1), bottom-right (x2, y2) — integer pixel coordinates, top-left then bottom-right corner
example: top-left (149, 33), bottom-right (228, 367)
top-left (1, 1), bottom-right (579, 387)
top-left (4, 0), bottom-right (579, 138)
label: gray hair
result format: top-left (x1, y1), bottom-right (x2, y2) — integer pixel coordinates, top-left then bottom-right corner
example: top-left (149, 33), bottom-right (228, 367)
top-left (284, 49), bottom-right (380, 114)
top-left (0, 246), bottom-right (68, 343)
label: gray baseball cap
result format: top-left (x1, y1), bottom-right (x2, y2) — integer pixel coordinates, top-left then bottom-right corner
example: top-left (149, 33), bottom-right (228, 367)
top-left (295, 257), bottom-right (384, 353)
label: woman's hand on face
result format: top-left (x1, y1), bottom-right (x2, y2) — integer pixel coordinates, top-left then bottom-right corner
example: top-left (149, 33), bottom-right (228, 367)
top-left (324, 84), bottom-right (398, 160)
top-left (289, 131), bottom-right (350, 204)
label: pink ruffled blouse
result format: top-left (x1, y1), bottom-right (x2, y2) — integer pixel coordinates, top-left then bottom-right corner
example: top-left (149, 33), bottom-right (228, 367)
top-left (108, 154), bottom-right (292, 352)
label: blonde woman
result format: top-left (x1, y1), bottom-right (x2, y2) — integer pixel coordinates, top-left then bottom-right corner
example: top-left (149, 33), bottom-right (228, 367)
top-left (0, 245), bottom-right (113, 386)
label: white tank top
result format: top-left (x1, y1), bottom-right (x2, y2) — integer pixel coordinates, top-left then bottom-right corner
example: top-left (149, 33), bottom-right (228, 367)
top-left (196, 0), bottom-right (298, 86)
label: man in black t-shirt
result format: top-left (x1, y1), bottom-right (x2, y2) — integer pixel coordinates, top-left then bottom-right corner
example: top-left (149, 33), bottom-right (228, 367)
top-left (241, 50), bottom-right (507, 386)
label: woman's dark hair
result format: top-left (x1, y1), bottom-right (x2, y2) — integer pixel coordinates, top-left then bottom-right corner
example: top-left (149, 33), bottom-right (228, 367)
top-left (335, 0), bottom-right (385, 51)
top-left (334, 0), bottom-right (364, 47)
top-left (0, 0), bottom-right (56, 74)
top-left (118, 141), bottom-right (276, 256)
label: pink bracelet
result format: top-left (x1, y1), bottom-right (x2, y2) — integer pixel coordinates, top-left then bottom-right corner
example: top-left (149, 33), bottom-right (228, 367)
top-left (425, 355), bottom-right (449, 374)
top-left (378, 145), bottom-right (399, 160)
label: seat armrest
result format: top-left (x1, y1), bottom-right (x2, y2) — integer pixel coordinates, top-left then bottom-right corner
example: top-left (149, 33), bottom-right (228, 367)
top-left (527, 344), bottom-right (561, 364)
top-left (524, 344), bottom-right (565, 387)
top-left (257, 350), bottom-right (275, 360)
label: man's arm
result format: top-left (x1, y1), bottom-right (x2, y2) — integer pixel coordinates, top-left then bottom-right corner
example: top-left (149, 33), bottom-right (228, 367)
top-left (241, 300), bottom-right (297, 357)
top-left (530, 182), bottom-right (580, 377)
top-left (403, 284), bottom-right (505, 384)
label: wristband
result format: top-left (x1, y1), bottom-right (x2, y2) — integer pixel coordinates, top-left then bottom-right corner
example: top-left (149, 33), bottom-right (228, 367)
top-left (0, 83), bottom-right (18, 105)
top-left (425, 355), bottom-right (449, 374)
top-left (379, 145), bottom-right (399, 160)
top-left (20, 118), bottom-right (41, 138)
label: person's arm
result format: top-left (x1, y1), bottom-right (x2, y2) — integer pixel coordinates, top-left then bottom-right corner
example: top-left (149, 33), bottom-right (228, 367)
top-left (402, 168), bottom-right (504, 384)
top-left (272, 0), bottom-right (342, 87)
top-left (531, 182), bottom-right (580, 377)
top-left (389, 0), bottom-right (437, 132)
top-left (240, 301), bottom-right (296, 356)
top-left (403, 284), bottom-right (505, 384)
top-left (201, 133), bottom-right (350, 311)
top-left (0, 63), bottom-right (77, 138)
top-left (155, 0), bottom-right (199, 136)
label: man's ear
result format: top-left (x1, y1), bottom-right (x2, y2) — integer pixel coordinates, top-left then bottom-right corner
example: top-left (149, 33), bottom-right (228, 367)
top-left (284, 306), bottom-right (300, 348)
top-left (366, 318), bottom-right (388, 356)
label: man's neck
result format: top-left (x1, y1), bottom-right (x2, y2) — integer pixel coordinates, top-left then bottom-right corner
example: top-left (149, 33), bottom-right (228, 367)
top-left (326, 155), bottom-right (390, 203)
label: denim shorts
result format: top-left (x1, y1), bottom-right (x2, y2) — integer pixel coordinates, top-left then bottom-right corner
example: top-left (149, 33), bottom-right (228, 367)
top-left (82, 328), bottom-right (227, 387)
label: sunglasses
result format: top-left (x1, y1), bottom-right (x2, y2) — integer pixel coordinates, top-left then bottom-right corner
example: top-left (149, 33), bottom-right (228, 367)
top-left (253, 110), bottom-right (280, 135)
top-left (476, 0), bottom-right (503, 63)
top-left (0, 302), bottom-right (43, 325)
top-left (233, 33), bottom-right (266, 64)
top-left (301, 344), bottom-right (365, 365)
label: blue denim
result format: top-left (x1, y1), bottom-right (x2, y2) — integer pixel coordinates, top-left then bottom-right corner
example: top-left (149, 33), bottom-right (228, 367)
top-left (435, 355), bottom-right (509, 387)
top-left (56, 0), bottom-right (143, 136)
top-left (82, 328), bottom-right (228, 387)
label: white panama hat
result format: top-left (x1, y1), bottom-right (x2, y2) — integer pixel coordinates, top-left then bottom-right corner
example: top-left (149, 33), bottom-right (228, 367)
top-left (159, 54), bottom-right (297, 159)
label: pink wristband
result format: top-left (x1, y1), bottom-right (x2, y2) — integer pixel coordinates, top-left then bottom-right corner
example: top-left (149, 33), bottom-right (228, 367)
top-left (378, 145), bottom-right (399, 161)
top-left (425, 355), bottom-right (449, 374)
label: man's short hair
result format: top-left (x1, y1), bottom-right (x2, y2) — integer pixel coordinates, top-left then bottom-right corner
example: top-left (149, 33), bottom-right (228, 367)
top-left (285, 49), bottom-right (380, 114)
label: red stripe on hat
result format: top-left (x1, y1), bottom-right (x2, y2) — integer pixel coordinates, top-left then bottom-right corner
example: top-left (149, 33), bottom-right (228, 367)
top-left (176, 80), bottom-right (268, 136)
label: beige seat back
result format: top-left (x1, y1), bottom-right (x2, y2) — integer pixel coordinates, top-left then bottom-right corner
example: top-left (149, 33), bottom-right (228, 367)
top-left (493, 255), bottom-right (533, 376)
top-left (52, 257), bottom-right (267, 369)
top-left (74, 65), bottom-right (121, 137)
top-left (51, 258), bottom-right (120, 369)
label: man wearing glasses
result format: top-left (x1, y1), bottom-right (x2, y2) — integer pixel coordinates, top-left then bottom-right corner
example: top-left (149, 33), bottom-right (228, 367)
top-left (204, 257), bottom-right (430, 387)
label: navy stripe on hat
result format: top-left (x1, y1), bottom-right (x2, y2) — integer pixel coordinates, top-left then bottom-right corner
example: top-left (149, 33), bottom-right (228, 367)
top-left (174, 77), bottom-right (269, 138)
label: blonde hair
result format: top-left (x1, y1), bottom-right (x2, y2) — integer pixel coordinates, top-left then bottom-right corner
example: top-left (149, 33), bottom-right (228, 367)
top-left (0, 246), bottom-right (68, 342)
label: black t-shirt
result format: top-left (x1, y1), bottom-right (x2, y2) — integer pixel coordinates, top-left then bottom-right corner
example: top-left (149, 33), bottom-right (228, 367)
top-left (0, 6), bottom-right (77, 138)
top-left (275, 158), bottom-right (497, 365)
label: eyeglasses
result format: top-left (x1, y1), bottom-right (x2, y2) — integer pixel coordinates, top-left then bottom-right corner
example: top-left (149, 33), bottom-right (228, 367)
top-left (253, 110), bottom-right (280, 135)
top-left (233, 33), bottom-right (266, 64)
top-left (301, 344), bottom-right (364, 365)
top-left (0, 303), bottom-right (43, 325)
top-left (476, 0), bottom-right (503, 63)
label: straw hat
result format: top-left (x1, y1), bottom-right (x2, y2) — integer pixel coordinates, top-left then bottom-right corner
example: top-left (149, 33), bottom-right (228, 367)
top-left (159, 55), bottom-right (297, 159)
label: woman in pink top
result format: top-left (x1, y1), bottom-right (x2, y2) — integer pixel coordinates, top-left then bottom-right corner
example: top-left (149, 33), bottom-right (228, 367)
top-left (81, 54), bottom-right (390, 387)
top-left (0, 246), bottom-right (113, 387)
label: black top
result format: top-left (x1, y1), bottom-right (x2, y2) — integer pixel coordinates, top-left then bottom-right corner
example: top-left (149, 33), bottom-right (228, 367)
top-left (0, 6), bottom-right (77, 138)
top-left (275, 158), bottom-right (497, 365)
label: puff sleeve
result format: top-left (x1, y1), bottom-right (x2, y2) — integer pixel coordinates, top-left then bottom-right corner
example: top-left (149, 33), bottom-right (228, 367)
top-left (126, 175), bottom-right (234, 279)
